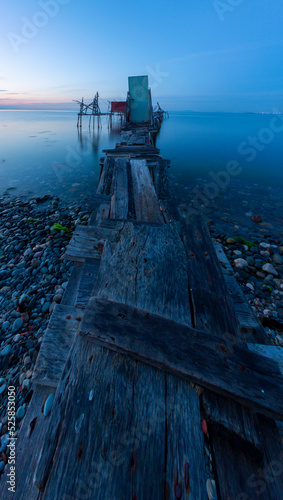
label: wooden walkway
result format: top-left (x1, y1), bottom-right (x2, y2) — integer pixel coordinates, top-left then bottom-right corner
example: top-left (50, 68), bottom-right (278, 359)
top-left (2, 119), bottom-right (283, 500)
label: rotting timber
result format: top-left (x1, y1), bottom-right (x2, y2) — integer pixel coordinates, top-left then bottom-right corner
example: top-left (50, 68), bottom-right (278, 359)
top-left (1, 77), bottom-right (283, 500)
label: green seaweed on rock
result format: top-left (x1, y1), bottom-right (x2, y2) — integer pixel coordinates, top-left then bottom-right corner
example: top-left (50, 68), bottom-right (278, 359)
top-left (50, 223), bottom-right (69, 232)
top-left (234, 237), bottom-right (256, 249)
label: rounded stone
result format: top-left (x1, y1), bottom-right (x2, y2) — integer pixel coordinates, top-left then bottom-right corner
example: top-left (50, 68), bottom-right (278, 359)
top-left (0, 345), bottom-right (12, 357)
top-left (44, 393), bottom-right (55, 417)
top-left (42, 302), bottom-right (51, 314)
top-left (12, 317), bottom-right (23, 333)
top-left (2, 321), bottom-right (10, 331)
top-left (0, 384), bottom-right (6, 395)
top-left (234, 258), bottom-right (249, 270)
top-left (24, 356), bottom-right (31, 366)
top-left (262, 263), bottom-right (278, 277)
top-left (16, 406), bottom-right (25, 420)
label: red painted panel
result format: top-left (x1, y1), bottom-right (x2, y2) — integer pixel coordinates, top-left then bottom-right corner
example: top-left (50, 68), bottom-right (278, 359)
top-left (111, 101), bottom-right (126, 113)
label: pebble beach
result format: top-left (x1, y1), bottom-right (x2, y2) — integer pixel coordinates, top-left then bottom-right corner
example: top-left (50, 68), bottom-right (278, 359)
top-left (0, 194), bottom-right (91, 472)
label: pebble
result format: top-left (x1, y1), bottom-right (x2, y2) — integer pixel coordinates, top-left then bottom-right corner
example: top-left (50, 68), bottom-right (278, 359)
top-left (12, 317), bottom-right (23, 332)
top-left (0, 345), bottom-right (12, 357)
top-left (206, 478), bottom-right (217, 500)
top-left (0, 461), bottom-right (5, 472)
top-left (24, 356), bottom-right (31, 366)
top-left (0, 435), bottom-right (9, 454)
top-left (16, 406), bottom-right (25, 420)
top-left (44, 393), bottom-right (55, 417)
top-left (42, 302), bottom-right (51, 314)
top-left (262, 263), bottom-right (278, 276)
top-left (0, 384), bottom-right (6, 395)
top-left (234, 258), bottom-right (249, 269)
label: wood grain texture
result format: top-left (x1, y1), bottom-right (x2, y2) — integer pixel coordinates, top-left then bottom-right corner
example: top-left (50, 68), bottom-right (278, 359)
top-left (60, 262), bottom-right (84, 306)
top-left (75, 259), bottom-right (100, 309)
top-left (0, 385), bottom-right (54, 500)
top-left (80, 298), bottom-right (283, 421)
top-left (83, 193), bottom-right (111, 214)
top-left (247, 344), bottom-right (283, 375)
top-left (95, 222), bottom-right (192, 324)
top-left (182, 218), bottom-right (283, 499)
top-left (110, 158), bottom-right (129, 219)
top-left (63, 225), bottom-right (116, 262)
top-left (164, 375), bottom-right (207, 500)
top-left (96, 157), bottom-right (115, 195)
top-left (130, 159), bottom-right (164, 223)
top-left (32, 304), bottom-right (82, 387)
top-left (34, 219), bottom-right (206, 498)
top-left (88, 202), bottom-right (110, 226)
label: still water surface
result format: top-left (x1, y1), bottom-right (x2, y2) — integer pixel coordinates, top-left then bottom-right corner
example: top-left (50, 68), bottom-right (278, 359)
top-left (0, 110), bottom-right (282, 231)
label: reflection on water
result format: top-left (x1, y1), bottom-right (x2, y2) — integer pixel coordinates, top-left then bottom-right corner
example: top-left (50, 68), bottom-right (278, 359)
top-left (0, 111), bottom-right (283, 213)
top-left (0, 110), bottom-right (121, 201)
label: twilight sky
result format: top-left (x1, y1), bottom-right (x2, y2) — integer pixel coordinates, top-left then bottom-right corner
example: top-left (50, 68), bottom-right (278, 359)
top-left (1, 0), bottom-right (283, 112)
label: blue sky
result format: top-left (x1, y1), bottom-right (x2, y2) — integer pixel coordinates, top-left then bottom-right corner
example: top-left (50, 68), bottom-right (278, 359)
top-left (1, 0), bottom-right (283, 111)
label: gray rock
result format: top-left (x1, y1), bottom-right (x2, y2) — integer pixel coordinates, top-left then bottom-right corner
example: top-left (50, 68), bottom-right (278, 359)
top-left (0, 384), bottom-right (6, 395)
top-left (0, 345), bottom-right (12, 357)
top-left (272, 254), bottom-right (283, 265)
top-left (16, 406), bottom-right (25, 420)
top-left (12, 317), bottom-right (23, 332)
top-left (234, 258), bottom-right (249, 269)
top-left (262, 263), bottom-right (278, 277)
top-left (2, 321), bottom-right (10, 331)
top-left (42, 302), bottom-right (51, 314)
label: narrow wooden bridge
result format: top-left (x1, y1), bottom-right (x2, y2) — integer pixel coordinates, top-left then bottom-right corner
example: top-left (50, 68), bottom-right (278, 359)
top-left (2, 76), bottom-right (283, 499)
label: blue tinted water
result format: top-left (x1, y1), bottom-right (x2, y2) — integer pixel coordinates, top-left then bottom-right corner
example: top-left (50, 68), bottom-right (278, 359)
top-left (0, 110), bottom-right (282, 235)
top-left (157, 111), bottom-right (283, 187)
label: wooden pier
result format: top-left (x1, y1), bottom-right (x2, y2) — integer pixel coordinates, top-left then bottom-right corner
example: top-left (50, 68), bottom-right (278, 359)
top-left (1, 77), bottom-right (283, 499)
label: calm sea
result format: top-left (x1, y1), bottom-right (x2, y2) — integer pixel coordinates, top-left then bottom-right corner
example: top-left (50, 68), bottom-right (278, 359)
top-left (0, 110), bottom-right (282, 233)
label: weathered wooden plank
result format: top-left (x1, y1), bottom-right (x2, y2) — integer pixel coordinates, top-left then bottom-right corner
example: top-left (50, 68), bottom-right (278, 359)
top-left (96, 156), bottom-right (115, 195)
top-left (181, 217), bottom-right (231, 297)
top-left (155, 159), bottom-right (170, 199)
top-left (165, 375), bottom-right (207, 499)
top-left (83, 192), bottom-right (111, 212)
top-left (110, 158), bottom-right (129, 219)
top-left (95, 222), bottom-right (192, 324)
top-left (35, 339), bottom-right (168, 499)
top-left (63, 225), bottom-right (116, 262)
top-left (130, 159), bottom-right (164, 223)
top-left (247, 344), bottom-right (283, 375)
top-left (88, 202), bottom-right (110, 226)
top-left (0, 385), bottom-right (54, 500)
top-left (209, 425), bottom-right (267, 499)
top-left (32, 304), bottom-right (82, 387)
top-left (60, 261), bottom-right (84, 306)
top-left (183, 217), bottom-right (283, 498)
top-left (202, 391), bottom-right (262, 448)
top-left (75, 259), bottom-right (100, 309)
top-left (80, 298), bottom-right (283, 420)
top-left (35, 219), bottom-right (206, 498)
top-left (103, 145), bottom-right (159, 154)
